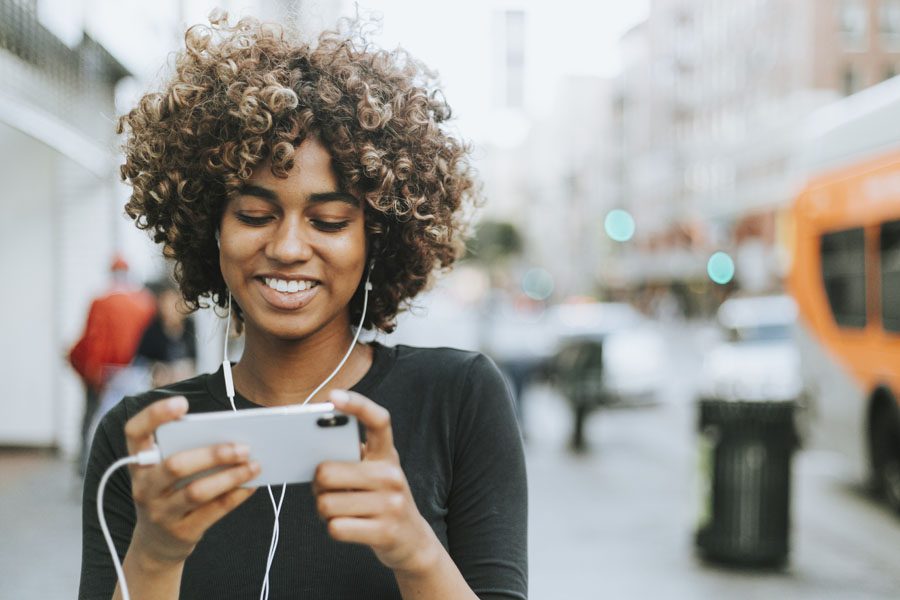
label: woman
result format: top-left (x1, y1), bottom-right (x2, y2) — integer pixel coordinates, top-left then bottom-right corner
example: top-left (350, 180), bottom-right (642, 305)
top-left (79, 12), bottom-right (527, 600)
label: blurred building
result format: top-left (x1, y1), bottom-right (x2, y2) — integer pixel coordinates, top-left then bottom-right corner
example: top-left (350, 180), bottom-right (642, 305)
top-left (0, 0), bottom-right (128, 450)
top-left (616, 0), bottom-right (900, 305)
top-left (478, 5), bottom-right (624, 301)
top-left (0, 0), bottom-right (341, 454)
top-left (522, 76), bottom-right (620, 298)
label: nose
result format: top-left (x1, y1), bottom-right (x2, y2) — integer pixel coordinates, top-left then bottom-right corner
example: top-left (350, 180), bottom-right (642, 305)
top-left (265, 217), bottom-right (313, 264)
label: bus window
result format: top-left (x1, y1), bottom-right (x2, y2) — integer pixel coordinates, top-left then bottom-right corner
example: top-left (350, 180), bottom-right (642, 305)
top-left (881, 220), bottom-right (900, 332)
top-left (821, 228), bottom-right (867, 328)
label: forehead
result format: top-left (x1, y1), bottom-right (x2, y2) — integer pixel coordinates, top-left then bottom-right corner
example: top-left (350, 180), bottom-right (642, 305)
top-left (248, 138), bottom-right (338, 189)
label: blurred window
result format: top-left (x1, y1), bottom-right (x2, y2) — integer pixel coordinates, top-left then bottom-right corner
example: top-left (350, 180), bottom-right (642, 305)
top-left (839, 0), bottom-right (869, 51)
top-left (821, 227), bottom-right (867, 328)
top-left (881, 0), bottom-right (900, 47)
top-left (881, 220), bottom-right (900, 332)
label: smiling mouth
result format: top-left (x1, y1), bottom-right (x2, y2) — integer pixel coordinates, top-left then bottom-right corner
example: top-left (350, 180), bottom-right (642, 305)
top-left (261, 277), bottom-right (320, 293)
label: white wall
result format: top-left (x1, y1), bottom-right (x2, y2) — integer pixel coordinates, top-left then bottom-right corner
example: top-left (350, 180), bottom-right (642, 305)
top-left (0, 120), bottom-right (121, 454)
top-left (55, 154), bottom-right (118, 456)
top-left (0, 124), bottom-right (60, 445)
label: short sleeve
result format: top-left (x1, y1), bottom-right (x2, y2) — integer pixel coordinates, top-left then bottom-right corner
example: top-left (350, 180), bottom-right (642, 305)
top-left (447, 354), bottom-right (528, 600)
top-left (79, 403), bottom-right (137, 600)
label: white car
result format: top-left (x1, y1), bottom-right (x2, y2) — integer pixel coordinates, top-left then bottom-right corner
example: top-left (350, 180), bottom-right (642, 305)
top-left (543, 302), bottom-right (666, 405)
top-left (698, 295), bottom-right (805, 403)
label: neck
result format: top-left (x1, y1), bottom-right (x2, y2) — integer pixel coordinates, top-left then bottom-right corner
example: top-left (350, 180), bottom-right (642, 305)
top-left (231, 322), bottom-right (369, 407)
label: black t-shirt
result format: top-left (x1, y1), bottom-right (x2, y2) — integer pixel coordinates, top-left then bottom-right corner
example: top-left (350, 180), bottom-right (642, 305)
top-left (79, 342), bottom-right (528, 599)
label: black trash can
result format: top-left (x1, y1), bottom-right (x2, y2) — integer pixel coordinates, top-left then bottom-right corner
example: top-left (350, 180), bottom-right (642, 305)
top-left (695, 398), bottom-right (798, 567)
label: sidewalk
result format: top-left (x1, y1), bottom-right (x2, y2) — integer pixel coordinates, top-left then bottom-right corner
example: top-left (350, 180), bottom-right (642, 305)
top-left (0, 450), bottom-right (82, 598)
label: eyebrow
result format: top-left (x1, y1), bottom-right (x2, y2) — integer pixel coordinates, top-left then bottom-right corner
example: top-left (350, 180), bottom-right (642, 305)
top-left (309, 191), bottom-right (360, 207)
top-left (238, 184), bottom-right (360, 208)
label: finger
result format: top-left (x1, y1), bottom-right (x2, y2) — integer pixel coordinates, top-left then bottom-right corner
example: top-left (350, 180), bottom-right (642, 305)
top-left (154, 443), bottom-right (251, 494)
top-left (316, 491), bottom-right (389, 519)
top-left (329, 390), bottom-right (395, 459)
top-left (164, 461), bottom-right (261, 519)
top-left (125, 397), bottom-right (188, 455)
top-left (177, 486), bottom-right (257, 540)
top-left (327, 517), bottom-right (384, 546)
top-left (314, 461), bottom-right (405, 493)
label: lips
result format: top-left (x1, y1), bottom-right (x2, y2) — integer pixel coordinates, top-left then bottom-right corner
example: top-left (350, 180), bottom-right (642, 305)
top-left (254, 277), bottom-right (321, 311)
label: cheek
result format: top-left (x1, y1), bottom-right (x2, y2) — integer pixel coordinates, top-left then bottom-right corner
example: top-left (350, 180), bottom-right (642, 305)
top-left (324, 225), bottom-right (367, 268)
top-left (218, 230), bottom-right (263, 280)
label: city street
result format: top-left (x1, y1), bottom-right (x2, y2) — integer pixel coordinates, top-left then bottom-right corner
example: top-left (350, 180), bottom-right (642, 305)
top-left (6, 2), bottom-right (900, 598)
top-left (523, 322), bottom-right (900, 599)
top-left (2, 323), bottom-right (900, 599)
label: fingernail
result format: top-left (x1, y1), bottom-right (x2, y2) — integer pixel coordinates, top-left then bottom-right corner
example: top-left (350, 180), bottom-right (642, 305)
top-left (234, 444), bottom-right (249, 458)
top-left (249, 461), bottom-right (261, 474)
top-left (167, 397), bottom-right (188, 411)
top-left (330, 389), bottom-right (350, 405)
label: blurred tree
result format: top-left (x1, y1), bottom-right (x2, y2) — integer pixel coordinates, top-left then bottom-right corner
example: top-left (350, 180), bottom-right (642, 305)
top-left (464, 219), bottom-right (524, 267)
top-left (464, 219), bottom-right (526, 357)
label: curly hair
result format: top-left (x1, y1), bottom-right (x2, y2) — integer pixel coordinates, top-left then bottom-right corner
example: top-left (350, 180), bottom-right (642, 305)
top-left (117, 12), bottom-right (479, 333)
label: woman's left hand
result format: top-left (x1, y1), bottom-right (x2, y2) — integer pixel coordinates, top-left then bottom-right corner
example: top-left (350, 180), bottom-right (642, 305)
top-left (313, 389), bottom-right (439, 575)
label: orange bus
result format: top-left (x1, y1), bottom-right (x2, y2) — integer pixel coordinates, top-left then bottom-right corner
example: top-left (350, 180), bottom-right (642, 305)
top-left (788, 78), bottom-right (900, 513)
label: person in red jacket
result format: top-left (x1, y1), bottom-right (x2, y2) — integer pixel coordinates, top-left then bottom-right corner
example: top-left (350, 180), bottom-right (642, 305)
top-left (69, 255), bottom-right (155, 473)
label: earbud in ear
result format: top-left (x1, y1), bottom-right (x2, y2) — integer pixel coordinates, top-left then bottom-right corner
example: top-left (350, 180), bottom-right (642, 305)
top-left (364, 259), bottom-right (374, 292)
top-left (215, 231), bottom-right (221, 249)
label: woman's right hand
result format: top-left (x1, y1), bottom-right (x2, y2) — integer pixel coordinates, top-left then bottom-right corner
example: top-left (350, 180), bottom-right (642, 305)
top-left (123, 396), bottom-right (259, 566)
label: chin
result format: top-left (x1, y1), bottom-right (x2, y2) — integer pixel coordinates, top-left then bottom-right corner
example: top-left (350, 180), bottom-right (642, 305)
top-left (257, 320), bottom-right (320, 342)
top-left (250, 310), bottom-right (341, 343)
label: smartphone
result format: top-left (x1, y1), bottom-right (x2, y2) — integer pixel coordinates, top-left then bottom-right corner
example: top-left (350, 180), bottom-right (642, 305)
top-left (154, 402), bottom-right (360, 488)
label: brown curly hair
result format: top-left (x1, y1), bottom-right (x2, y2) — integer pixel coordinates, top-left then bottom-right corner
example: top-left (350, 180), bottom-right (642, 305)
top-left (117, 12), bottom-right (479, 333)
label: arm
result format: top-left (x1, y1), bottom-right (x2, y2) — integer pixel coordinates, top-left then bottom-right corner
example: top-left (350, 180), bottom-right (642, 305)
top-left (444, 354), bottom-right (528, 599)
top-left (70, 299), bottom-right (107, 390)
top-left (314, 391), bottom-right (479, 600)
top-left (80, 397), bottom-right (258, 600)
top-left (315, 379), bottom-right (527, 600)
top-left (394, 354), bottom-right (529, 599)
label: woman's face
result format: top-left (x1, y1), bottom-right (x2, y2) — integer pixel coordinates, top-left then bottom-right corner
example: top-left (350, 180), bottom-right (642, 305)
top-left (219, 138), bottom-right (367, 342)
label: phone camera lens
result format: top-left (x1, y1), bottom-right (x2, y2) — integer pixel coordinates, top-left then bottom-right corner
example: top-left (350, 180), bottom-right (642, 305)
top-left (317, 414), bottom-right (349, 428)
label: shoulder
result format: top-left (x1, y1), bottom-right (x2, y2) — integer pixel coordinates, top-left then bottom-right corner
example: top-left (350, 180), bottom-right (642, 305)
top-left (387, 344), bottom-right (504, 386)
top-left (379, 344), bottom-right (510, 411)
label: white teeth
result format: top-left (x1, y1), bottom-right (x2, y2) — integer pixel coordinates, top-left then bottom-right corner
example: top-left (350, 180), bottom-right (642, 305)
top-left (264, 278), bottom-right (317, 293)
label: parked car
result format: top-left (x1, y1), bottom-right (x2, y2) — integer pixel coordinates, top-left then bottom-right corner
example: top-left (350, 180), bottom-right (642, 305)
top-left (542, 302), bottom-right (666, 449)
top-left (697, 294), bottom-right (805, 404)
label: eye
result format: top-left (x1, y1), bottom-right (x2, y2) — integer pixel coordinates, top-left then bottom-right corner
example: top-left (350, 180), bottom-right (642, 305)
top-left (312, 220), bottom-right (350, 232)
top-left (235, 213), bottom-right (274, 226)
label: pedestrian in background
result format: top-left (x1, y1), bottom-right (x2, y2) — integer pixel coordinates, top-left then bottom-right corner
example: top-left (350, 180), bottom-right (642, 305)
top-left (84, 278), bottom-right (199, 472)
top-left (135, 278), bottom-right (197, 389)
top-left (68, 255), bottom-right (155, 474)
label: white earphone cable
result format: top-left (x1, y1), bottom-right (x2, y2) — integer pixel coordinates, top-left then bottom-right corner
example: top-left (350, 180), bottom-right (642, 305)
top-left (97, 448), bottom-right (163, 600)
top-left (222, 266), bottom-right (374, 599)
top-left (98, 265), bottom-right (374, 600)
